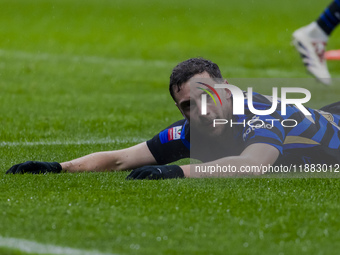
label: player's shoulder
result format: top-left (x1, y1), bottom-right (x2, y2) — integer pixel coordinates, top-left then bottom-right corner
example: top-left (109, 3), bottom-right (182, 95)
top-left (158, 119), bottom-right (189, 145)
top-left (244, 91), bottom-right (276, 105)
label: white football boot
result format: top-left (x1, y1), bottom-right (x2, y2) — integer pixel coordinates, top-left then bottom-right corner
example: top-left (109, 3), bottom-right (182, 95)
top-left (292, 22), bottom-right (331, 85)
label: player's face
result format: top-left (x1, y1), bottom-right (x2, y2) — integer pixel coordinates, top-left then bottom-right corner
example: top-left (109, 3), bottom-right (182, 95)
top-left (174, 72), bottom-right (233, 137)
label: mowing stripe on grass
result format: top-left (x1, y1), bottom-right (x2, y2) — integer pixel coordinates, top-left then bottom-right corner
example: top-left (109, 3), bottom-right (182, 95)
top-left (0, 138), bottom-right (146, 147)
top-left (0, 236), bottom-right (117, 255)
top-left (0, 49), bottom-right (302, 76)
top-left (0, 49), bottom-right (174, 67)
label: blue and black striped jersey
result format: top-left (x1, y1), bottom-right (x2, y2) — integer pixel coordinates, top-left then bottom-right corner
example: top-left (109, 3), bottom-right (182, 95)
top-left (146, 92), bottom-right (340, 165)
top-left (239, 92), bottom-right (340, 165)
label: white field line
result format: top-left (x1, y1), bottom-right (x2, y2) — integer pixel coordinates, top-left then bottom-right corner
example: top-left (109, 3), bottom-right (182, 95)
top-left (0, 49), bottom-right (174, 67)
top-left (0, 236), bottom-right (118, 255)
top-left (0, 137), bottom-right (146, 147)
top-left (0, 49), bottom-right (301, 76)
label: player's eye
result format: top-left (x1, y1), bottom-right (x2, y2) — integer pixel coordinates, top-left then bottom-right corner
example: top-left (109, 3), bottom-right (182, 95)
top-left (182, 102), bottom-right (190, 111)
top-left (207, 96), bottom-right (214, 102)
top-left (182, 102), bottom-right (190, 110)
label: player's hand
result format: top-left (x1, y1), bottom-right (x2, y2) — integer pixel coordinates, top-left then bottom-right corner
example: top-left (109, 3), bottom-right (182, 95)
top-left (6, 161), bottom-right (62, 174)
top-left (126, 165), bottom-right (184, 180)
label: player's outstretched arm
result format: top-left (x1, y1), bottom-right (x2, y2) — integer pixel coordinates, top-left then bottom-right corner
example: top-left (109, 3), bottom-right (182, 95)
top-left (182, 143), bottom-right (280, 178)
top-left (126, 143), bottom-right (279, 179)
top-left (6, 142), bottom-right (157, 174)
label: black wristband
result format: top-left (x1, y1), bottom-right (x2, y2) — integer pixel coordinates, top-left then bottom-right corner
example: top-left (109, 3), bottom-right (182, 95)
top-left (162, 165), bottom-right (184, 179)
top-left (48, 162), bottom-right (63, 173)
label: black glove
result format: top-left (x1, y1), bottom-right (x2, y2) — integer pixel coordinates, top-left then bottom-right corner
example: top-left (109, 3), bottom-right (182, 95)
top-left (126, 165), bottom-right (184, 180)
top-left (6, 161), bottom-right (62, 174)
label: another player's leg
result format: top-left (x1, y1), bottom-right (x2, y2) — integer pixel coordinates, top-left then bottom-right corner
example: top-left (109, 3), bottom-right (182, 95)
top-left (292, 1), bottom-right (340, 85)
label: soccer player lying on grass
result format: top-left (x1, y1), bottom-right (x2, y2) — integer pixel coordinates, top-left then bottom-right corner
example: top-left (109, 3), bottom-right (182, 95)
top-left (6, 58), bottom-right (340, 178)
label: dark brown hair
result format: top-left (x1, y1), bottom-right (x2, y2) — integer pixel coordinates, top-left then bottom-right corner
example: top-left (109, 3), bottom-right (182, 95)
top-left (169, 58), bottom-right (223, 101)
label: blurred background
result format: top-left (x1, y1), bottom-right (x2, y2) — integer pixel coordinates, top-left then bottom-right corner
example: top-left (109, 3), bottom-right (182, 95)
top-left (1, 1), bottom-right (340, 254)
top-left (1, 0), bottom-right (339, 148)
top-left (1, 0), bottom-right (339, 73)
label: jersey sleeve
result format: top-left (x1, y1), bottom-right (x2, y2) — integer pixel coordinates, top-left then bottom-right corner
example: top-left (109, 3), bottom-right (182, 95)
top-left (241, 114), bottom-right (285, 154)
top-left (146, 119), bottom-right (190, 164)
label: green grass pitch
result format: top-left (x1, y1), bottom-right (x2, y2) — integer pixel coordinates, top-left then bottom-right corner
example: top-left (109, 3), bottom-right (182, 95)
top-left (1, 0), bottom-right (340, 254)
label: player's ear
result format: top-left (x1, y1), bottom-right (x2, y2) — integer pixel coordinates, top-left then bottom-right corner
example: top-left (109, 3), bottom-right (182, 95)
top-left (225, 89), bottom-right (232, 99)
